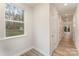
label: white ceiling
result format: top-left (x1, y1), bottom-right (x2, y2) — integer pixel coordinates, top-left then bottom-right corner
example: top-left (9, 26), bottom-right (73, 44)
top-left (25, 3), bottom-right (38, 8)
top-left (52, 3), bottom-right (77, 17)
top-left (26, 3), bottom-right (77, 17)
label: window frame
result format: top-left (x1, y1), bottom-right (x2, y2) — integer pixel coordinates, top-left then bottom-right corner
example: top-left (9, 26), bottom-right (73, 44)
top-left (4, 4), bottom-right (25, 39)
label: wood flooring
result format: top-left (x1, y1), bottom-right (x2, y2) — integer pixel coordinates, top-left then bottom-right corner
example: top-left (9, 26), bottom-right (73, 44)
top-left (53, 37), bottom-right (78, 56)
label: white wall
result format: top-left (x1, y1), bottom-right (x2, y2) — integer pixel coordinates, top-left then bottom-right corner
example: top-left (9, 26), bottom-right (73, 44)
top-left (60, 17), bottom-right (64, 40)
top-left (73, 4), bottom-right (79, 50)
top-left (32, 4), bottom-right (61, 55)
top-left (0, 3), bottom-right (33, 56)
top-left (50, 5), bottom-right (61, 55)
top-left (0, 3), bottom-right (63, 56)
top-left (32, 4), bottom-right (50, 55)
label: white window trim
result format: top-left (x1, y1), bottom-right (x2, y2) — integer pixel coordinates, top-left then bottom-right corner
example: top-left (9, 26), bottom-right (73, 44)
top-left (6, 19), bottom-right (24, 23)
top-left (4, 34), bottom-right (26, 40)
top-left (4, 20), bottom-right (25, 39)
top-left (4, 4), bottom-right (25, 39)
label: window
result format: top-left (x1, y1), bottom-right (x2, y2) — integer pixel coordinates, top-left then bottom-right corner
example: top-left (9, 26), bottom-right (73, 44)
top-left (5, 4), bottom-right (24, 37)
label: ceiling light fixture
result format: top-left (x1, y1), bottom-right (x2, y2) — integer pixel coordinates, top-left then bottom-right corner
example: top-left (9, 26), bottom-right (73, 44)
top-left (64, 3), bottom-right (68, 6)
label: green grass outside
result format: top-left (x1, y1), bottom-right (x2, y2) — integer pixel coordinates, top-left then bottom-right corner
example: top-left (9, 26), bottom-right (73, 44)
top-left (6, 30), bottom-right (24, 37)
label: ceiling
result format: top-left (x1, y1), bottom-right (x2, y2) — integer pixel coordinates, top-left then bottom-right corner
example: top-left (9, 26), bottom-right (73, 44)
top-left (25, 3), bottom-right (38, 8)
top-left (26, 3), bottom-right (77, 17)
top-left (52, 3), bottom-right (77, 17)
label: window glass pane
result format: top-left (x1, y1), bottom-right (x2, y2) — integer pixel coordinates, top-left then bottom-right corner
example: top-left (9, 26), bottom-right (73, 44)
top-left (5, 3), bottom-right (24, 37)
top-left (5, 4), bottom-right (11, 20)
top-left (6, 21), bottom-right (24, 37)
top-left (5, 3), bottom-right (24, 21)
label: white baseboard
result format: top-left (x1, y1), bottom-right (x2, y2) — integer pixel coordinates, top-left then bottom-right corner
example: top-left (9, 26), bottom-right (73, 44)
top-left (33, 47), bottom-right (50, 56)
top-left (15, 47), bottom-right (34, 56)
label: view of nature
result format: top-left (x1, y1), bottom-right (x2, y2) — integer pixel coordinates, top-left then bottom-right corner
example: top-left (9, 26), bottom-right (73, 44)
top-left (6, 21), bottom-right (24, 37)
top-left (5, 4), bottom-right (24, 37)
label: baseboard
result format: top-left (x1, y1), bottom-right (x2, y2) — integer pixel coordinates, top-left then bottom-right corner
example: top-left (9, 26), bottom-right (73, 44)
top-left (15, 47), bottom-right (34, 56)
top-left (33, 47), bottom-right (50, 56)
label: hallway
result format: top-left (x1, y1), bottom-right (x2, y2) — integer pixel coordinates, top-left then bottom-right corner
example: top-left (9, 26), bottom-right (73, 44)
top-left (50, 3), bottom-right (79, 56)
top-left (0, 3), bottom-right (79, 56)
top-left (53, 37), bottom-right (78, 56)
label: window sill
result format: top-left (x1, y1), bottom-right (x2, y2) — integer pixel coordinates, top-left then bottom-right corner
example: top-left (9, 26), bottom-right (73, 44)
top-left (4, 34), bottom-right (27, 40)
